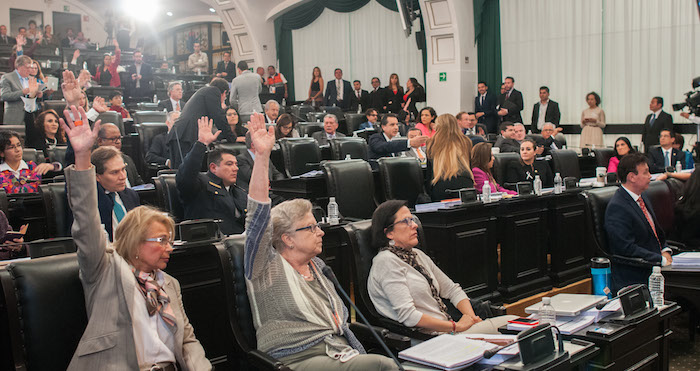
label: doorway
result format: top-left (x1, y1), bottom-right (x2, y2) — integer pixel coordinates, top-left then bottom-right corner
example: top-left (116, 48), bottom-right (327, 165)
top-left (52, 12), bottom-right (81, 43)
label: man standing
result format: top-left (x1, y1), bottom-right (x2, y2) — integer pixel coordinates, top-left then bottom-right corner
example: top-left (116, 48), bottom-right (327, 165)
top-left (263, 100), bottom-right (280, 124)
top-left (0, 25), bottom-right (15, 45)
top-left (0, 56), bottom-right (39, 129)
top-left (61, 28), bottom-right (74, 48)
top-left (168, 78), bottom-right (237, 169)
top-left (605, 153), bottom-right (672, 292)
top-left (641, 97), bottom-right (673, 151)
top-left (350, 80), bottom-right (369, 112)
top-left (96, 123), bottom-right (143, 186)
top-left (230, 61), bottom-right (262, 118)
top-left (265, 65), bottom-right (287, 104)
top-left (158, 82), bottom-right (184, 112)
top-left (530, 86), bottom-right (561, 134)
top-left (457, 111), bottom-right (485, 136)
top-left (312, 114), bottom-right (346, 146)
top-left (235, 131), bottom-right (284, 190)
top-left (215, 52), bottom-right (236, 82)
top-left (187, 42), bottom-right (208, 73)
top-left (647, 129), bottom-right (684, 173)
top-left (126, 50), bottom-right (153, 99)
top-left (368, 77), bottom-right (384, 112)
top-left (324, 68), bottom-right (352, 109)
top-left (474, 82), bottom-right (498, 134)
top-left (498, 76), bottom-right (524, 124)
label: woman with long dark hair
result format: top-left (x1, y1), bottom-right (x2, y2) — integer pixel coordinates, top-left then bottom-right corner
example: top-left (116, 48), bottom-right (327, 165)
top-left (29, 109), bottom-right (66, 161)
top-left (402, 77), bottom-right (425, 120)
top-left (307, 67), bottom-right (324, 108)
top-left (415, 107), bottom-right (437, 138)
top-left (471, 142), bottom-right (517, 195)
top-left (383, 73), bottom-right (403, 113)
top-left (94, 40), bottom-right (121, 87)
top-left (607, 136), bottom-right (635, 173)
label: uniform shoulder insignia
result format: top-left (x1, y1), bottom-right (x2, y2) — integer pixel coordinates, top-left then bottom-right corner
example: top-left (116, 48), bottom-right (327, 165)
top-left (208, 181), bottom-right (222, 189)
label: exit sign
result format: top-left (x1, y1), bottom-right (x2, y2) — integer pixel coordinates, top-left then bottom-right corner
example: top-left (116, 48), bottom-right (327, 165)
top-left (439, 72), bottom-right (446, 81)
top-left (64, 5), bottom-right (70, 11)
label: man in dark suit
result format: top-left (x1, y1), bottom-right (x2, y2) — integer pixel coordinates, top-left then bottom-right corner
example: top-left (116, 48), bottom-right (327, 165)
top-left (146, 111), bottom-right (180, 167)
top-left (61, 28), bottom-right (74, 48)
top-left (324, 68), bottom-right (352, 109)
top-left (367, 77), bottom-right (384, 112)
top-left (312, 114), bottom-right (346, 146)
top-left (350, 80), bottom-right (369, 112)
top-left (537, 123), bottom-right (563, 156)
top-left (474, 81), bottom-right (499, 134)
top-left (0, 25), bottom-right (15, 45)
top-left (96, 123), bottom-right (144, 186)
top-left (89, 146), bottom-right (140, 241)
top-left (158, 82), bottom-right (184, 112)
top-left (126, 50), bottom-right (153, 98)
top-left (641, 97), bottom-right (673, 151)
top-left (530, 86), bottom-right (561, 133)
top-left (176, 116), bottom-right (247, 235)
top-left (498, 76), bottom-right (524, 124)
top-left (215, 52), bottom-right (236, 82)
top-left (605, 153), bottom-right (672, 292)
top-left (167, 78), bottom-right (237, 169)
top-left (647, 129), bottom-right (685, 173)
top-left (236, 131), bottom-right (284, 190)
top-left (368, 113), bottom-right (427, 160)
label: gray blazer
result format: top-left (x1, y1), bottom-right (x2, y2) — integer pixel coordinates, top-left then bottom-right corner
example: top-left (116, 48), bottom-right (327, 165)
top-left (0, 70), bottom-right (27, 125)
top-left (312, 130), bottom-right (345, 146)
top-left (65, 166), bottom-right (211, 371)
top-left (230, 70), bottom-right (262, 115)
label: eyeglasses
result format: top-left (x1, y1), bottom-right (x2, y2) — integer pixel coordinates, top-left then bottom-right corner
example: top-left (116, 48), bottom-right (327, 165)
top-left (294, 223), bottom-right (322, 233)
top-left (368, 114), bottom-right (378, 117)
top-left (101, 136), bottom-right (123, 142)
top-left (145, 236), bottom-right (174, 246)
top-left (385, 215), bottom-right (419, 231)
top-left (5, 144), bottom-right (22, 151)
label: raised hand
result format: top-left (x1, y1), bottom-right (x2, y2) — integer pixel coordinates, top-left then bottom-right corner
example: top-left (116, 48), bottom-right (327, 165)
top-left (197, 116), bottom-right (220, 146)
top-left (27, 77), bottom-right (39, 98)
top-left (16, 34), bottom-right (26, 47)
top-left (61, 70), bottom-right (82, 106)
top-left (72, 49), bottom-right (80, 61)
top-left (60, 105), bottom-right (101, 157)
top-left (248, 112), bottom-right (275, 156)
top-left (77, 69), bottom-right (91, 88)
top-left (92, 96), bottom-right (108, 113)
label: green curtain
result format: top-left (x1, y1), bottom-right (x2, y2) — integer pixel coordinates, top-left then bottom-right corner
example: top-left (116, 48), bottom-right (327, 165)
top-left (473, 0), bottom-right (502, 95)
top-left (275, 0), bottom-right (425, 101)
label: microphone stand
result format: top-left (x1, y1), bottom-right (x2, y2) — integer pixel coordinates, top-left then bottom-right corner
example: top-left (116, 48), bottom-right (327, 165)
top-left (321, 266), bottom-right (405, 371)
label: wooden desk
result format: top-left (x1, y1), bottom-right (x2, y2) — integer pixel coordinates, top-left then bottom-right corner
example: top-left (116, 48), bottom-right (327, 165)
top-left (546, 192), bottom-right (590, 287)
top-left (662, 265), bottom-right (700, 341)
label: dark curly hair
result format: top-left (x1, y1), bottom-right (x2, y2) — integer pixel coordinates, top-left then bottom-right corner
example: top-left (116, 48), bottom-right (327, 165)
top-left (371, 200), bottom-right (408, 249)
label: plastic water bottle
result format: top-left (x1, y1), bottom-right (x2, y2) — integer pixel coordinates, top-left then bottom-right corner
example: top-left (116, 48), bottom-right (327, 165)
top-left (327, 197), bottom-right (339, 225)
top-left (172, 66), bottom-right (176, 74)
top-left (533, 175), bottom-right (542, 195)
top-left (82, 61), bottom-right (88, 70)
top-left (554, 172), bottom-right (563, 194)
top-left (675, 161), bottom-right (682, 173)
top-left (345, 154), bottom-right (351, 160)
top-left (153, 94), bottom-right (158, 103)
top-left (482, 180), bottom-right (492, 203)
top-left (539, 297), bottom-right (556, 325)
top-left (357, 103), bottom-right (362, 114)
top-left (649, 266), bottom-right (664, 308)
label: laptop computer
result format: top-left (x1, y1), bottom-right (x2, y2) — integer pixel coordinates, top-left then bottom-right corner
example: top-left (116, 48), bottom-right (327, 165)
top-left (525, 294), bottom-right (607, 317)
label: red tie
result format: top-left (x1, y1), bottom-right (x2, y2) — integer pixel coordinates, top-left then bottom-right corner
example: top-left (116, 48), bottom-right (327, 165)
top-left (637, 197), bottom-right (660, 248)
top-left (176, 101), bottom-right (180, 111)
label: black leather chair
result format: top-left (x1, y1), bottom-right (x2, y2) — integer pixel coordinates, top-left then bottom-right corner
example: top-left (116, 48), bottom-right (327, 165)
top-left (322, 106), bottom-right (345, 122)
top-left (550, 149), bottom-right (581, 179)
top-left (329, 137), bottom-right (368, 161)
top-left (154, 174), bottom-right (184, 221)
top-left (46, 146), bottom-right (68, 166)
top-left (645, 180), bottom-right (676, 238)
top-left (135, 122), bottom-right (168, 177)
top-left (133, 111), bottom-right (167, 126)
top-left (0, 189), bottom-right (8, 215)
top-left (22, 148), bottom-right (45, 164)
top-left (592, 148), bottom-right (615, 169)
top-left (0, 253), bottom-right (87, 371)
top-left (212, 141), bottom-right (248, 156)
top-left (322, 160), bottom-right (376, 220)
top-left (492, 152), bottom-right (521, 186)
top-left (39, 182), bottom-right (70, 237)
top-left (528, 133), bottom-right (543, 144)
top-left (27, 237), bottom-right (76, 258)
top-left (296, 122), bottom-right (323, 138)
top-left (2, 125), bottom-right (26, 138)
top-left (96, 111), bottom-right (125, 134)
top-left (554, 133), bottom-right (567, 147)
top-left (42, 100), bottom-right (67, 119)
top-left (221, 235), bottom-right (407, 370)
top-left (290, 104), bottom-right (315, 122)
top-left (279, 138), bottom-right (321, 177)
top-left (136, 102), bottom-right (160, 111)
top-left (307, 112), bottom-right (326, 123)
top-left (345, 113), bottom-right (366, 134)
top-left (377, 157), bottom-right (425, 208)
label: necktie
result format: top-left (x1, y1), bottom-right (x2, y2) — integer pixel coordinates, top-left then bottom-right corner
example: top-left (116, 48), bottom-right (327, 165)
top-left (337, 80), bottom-right (342, 101)
top-left (664, 150), bottom-right (670, 167)
top-left (132, 269), bottom-right (178, 333)
top-left (110, 193), bottom-right (126, 223)
top-left (175, 101), bottom-right (180, 111)
top-left (356, 90), bottom-right (360, 98)
top-left (506, 91), bottom-right (511, 99)
top-left (637, 197), bottom-right (660, 248)
top-left (480, 95), bottom-right (484, 106)
top-left (416, 148), bottom-right (424, 160)
top-left (649, 113), bottom-right (656, 127)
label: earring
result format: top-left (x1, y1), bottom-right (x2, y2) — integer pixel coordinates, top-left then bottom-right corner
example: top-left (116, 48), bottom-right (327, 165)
top-left (388, 240), bottom-right (395, 246)
top-left (135, 255), bottom-right (139, 260)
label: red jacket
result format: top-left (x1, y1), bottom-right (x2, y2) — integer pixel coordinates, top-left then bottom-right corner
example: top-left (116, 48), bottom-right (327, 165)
top-left (95, 49), bottom-right (121, 87)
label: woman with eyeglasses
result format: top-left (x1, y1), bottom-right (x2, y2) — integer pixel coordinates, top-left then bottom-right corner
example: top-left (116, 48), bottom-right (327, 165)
top-left (225, 106), bottom-right (247, 143)
top-left (0, 130), bottom-right (59, 193)
top-left (242, 113), bottom-right (397, 370)
top-left (368, 200), bottom-right (516, 334)
top-left (60, 106), bottom-right (211, 370)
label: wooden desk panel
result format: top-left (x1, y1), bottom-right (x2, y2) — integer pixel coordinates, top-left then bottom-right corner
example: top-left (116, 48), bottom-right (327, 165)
top-left (547, 193), bottom-right (590, 287)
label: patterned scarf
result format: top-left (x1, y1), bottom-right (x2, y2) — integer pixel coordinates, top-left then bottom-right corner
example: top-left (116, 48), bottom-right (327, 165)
top-left (384, 245), bottom-right (452, 321)
top-left (132, 269), bottom-right (178, 333)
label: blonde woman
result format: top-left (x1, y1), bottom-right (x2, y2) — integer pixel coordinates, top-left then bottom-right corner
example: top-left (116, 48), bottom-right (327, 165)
top-left (425, 113), bottom-right (474, 201)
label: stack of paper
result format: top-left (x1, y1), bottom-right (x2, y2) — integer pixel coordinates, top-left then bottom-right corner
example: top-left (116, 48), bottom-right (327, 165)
top-left (398, 334), bottom-right (499, 370)
top-left (415, 199), bottom-right (463, 213)
top-left (672, 252), bottom-right (700, 268)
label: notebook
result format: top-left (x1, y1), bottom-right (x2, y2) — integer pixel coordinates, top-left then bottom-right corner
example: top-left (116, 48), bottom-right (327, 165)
top-left (525, 294), bottom-right (607, 317)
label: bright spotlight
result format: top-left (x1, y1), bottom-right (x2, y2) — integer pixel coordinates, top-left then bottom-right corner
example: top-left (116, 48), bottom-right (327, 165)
top-left (123, 0), bottom-right (159, 22)
top-left (209, 8), bottom-right (216, 13)
top-left (166, 11), bottom-right (173, 17)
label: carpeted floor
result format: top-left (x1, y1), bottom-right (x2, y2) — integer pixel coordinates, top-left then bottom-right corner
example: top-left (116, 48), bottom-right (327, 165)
top-left (669, 311), bottom-right (700, 371)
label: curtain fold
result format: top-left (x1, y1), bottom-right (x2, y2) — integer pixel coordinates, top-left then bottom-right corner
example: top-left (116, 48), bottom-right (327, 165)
top-left (474, 0), bottom-right (502, 97)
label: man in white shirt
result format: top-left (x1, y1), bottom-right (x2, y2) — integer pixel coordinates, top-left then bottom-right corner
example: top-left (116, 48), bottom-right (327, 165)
top-left (324, 68), bottom-right (352, 109)
top-left (530, 86), bottom-right (561, 134)
top-left (312, 114), bottom-right (346, 146)
top-left (647, 129), bottom-right (684, 173)
top-left (187, 42), bottom-right (208, 73)
top-left (405, 127), bottom-right (427, 165)
top-left (456, 112), bottom-right (484, 136)
top-left (0, 55), bottom-right (38, 126)
top-left (263, 100), bottom-right (280, 124)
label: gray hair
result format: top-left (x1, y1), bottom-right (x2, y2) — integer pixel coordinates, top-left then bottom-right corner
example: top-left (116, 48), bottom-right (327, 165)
top-left (264, 100), bottom-right (280, 111)
top-left (323, 114), bottom-right (338, 124)
top-left (167, 81), bottom-right (182, 94)
top-left (15, 55), bottom-right (32, 68)
top-left (513, 122), bottom-right (525, 129)
top-left (271, 199), bottom-right (313, 250)
top-left (166, 110), bottom-right (180, 124)
top-left (542, 122), bottom-right (555, 130)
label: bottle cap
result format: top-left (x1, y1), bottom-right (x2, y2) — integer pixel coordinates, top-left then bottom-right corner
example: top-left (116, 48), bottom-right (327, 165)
top-left (542, 297), bottom-right (551, 304)
top-left (329, 197), bottom-right (336, 202)
top-left (653, 266), bottom-right (661, 273)
top-left (484, 180), bottom-right (489, 185)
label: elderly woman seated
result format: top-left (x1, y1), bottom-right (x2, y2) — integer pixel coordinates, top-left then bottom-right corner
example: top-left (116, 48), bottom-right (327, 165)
top-left (61, 106), bottom-right (211, 370)
top-left (242, 112), bottom-right (397, 370)
top-left (368, 200), bottom-right (516, 335)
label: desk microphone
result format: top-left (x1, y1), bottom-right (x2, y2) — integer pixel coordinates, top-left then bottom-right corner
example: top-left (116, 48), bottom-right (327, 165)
top-left (483, 323), bottom-right (564, 359)
top-left (594, 284), bottom-right (644, 309)
top-left (321, 266), bottom-right (405, 371)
